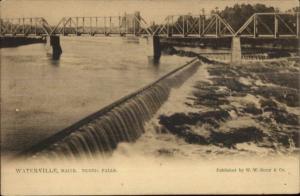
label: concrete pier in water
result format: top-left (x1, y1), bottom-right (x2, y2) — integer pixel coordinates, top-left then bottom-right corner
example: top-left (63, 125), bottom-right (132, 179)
top-left (141, 36), bottom-right (161, 64)
top-left (47, 35), bottom-right (62, 60)
top-left (231, 37), bottom-right (242, 64)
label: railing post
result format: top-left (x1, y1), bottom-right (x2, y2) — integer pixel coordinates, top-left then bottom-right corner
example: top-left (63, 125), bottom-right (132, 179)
top-left (118, 16), bottom-right (121, 35)
top-left (17, 18), bottom-right (20, 34)
top-left (35, 18), bottom-right (37, 35)
top-left (104, 17), bottom-right (106, 35)
top-left (30, 18), bottom-right (32, 35)
top-left (183, 15), bottom-right (185, 37)
top-left (125, 16), bottom-right (127, 35)
top-left (274, 13), bottom-right (278, 38)
top-left (215, 16), bottom-right (220, 37)
top-left (186, 15), bottom-right (189, 36)
top-left (133, 16), bottom-right (136, 36)
top-left (297, 12), bottom-right (299, 38)
top-left (96, 17), bottom-right (98, 35)
top-left (0, 19), bottom-right (2, 35)
top-left (202, 15), bottom-right (205, 36)
top-left (76, 17), bottom-right (78, 35)
top-left (171, 16), bottom-right (174, 35)
top-left (254, 14), bottom-right (258, 38)
top-left (90, 17), bottom-right (92, 35)
top-left (10, 19), bottom-right (13, 34)
top-left (198, 15), bottom-right (201, 37)
top-left (62, 18), bottom-right (65, 35)
top-left (167, 16), bottom-right (170, 37)
top-left (83, 17), bottom-right (85, 34)
top-left (69, 18), bottom-right (72, 34)
top-left (22, 18), bottom-right (25, 34)
top-left (218, 17), bottom-right (222, 36)
top-left (109, 17), bottom-right (112, 35)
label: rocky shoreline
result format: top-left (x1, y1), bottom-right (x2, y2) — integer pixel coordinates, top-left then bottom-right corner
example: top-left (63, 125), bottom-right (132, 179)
top-left (133, 56), bottom-right (300, 158)
top-left (161, 44), bottom-right (296, 60)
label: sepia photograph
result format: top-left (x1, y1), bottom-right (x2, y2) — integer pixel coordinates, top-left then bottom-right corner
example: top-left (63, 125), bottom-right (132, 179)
top-left (0, 0), bottom-right (299, 195)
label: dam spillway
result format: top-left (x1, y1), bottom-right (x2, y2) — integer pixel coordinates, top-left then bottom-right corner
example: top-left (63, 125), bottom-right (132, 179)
top-left (21, 58), bottom-right (201, 160)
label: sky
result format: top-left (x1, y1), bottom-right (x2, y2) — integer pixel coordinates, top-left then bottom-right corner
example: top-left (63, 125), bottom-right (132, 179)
top-left (1, 0), bottom-right (299, 24)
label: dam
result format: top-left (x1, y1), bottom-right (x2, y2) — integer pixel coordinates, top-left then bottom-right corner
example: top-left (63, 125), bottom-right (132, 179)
top-left (1, 31), bottom-right (299, 163)
top-left (1, 36), bottom-right (194, 159)
top-left (1, 8), bottom-right (299, 162)
top-left (1, 1), bottom-right (300, 194)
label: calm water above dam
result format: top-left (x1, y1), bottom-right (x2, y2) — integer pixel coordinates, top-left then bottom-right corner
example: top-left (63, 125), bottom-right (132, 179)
top-left (1, 36), bottom-right (192, 155)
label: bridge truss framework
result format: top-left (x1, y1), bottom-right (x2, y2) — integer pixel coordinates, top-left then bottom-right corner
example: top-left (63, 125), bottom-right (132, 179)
top-left (0, 12), bottom-right (299, 38)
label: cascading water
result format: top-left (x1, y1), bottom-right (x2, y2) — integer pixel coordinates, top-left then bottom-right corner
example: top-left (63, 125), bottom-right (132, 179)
top-left (21, 58), bottom-right (201, 161)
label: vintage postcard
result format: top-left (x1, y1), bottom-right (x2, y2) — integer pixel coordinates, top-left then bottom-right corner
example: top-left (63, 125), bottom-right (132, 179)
top-left (0, 0), bottom-right (299, 195)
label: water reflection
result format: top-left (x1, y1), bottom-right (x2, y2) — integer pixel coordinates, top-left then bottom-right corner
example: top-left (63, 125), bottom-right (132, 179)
top-left (50, 59), bottom-right (61, 66)
top-left (148, 56), bottom-right (160, 66)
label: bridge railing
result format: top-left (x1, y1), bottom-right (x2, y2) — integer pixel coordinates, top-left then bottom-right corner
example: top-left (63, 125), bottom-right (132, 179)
top-left (50, 14), bottom-right (153, 36)
top-left (235, 12), bottom-right (300, 38)
top-left (1, 12), bottom-right (299, 39)
top-left (45, 14), bottom-right (236, 37)
top-left (154, 14), bottom-right (235, 37)
top-left (51, 16), bottom-right (125, 36)
top-left (0, 17), bottom-right (51, 36)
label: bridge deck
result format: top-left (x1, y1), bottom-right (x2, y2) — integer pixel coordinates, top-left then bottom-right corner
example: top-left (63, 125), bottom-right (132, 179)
top-left (1, 12), bottom-right (299, 38)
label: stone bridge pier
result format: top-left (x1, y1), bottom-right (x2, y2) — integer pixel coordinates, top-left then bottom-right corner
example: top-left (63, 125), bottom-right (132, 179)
top-left (140, 35), bottom-right (161, 64)
top-left (46, 35), bottom-right (62, 60)
top-left (231, 37), bottom-right (242, 64)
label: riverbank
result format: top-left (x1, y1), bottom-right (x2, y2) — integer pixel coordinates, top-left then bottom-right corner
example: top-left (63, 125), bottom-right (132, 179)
top-left (0, 36), bottom-right (46, 48)
top-left (160, 37), bottom-right (299, 51)
top-left (161, 44), bottom-right (298, 61)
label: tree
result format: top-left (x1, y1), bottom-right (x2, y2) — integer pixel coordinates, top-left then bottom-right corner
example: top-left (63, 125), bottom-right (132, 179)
top-left (219, 4), bottom-right (275, 31)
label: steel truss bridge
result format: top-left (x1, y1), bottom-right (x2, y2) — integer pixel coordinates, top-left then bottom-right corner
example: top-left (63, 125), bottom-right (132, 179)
top-left (0, 12), bottom-right (299, 39)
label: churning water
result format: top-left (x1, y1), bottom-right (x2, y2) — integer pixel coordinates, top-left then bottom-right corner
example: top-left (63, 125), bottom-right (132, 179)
top-left (1, 36), bottom-right (193, 157)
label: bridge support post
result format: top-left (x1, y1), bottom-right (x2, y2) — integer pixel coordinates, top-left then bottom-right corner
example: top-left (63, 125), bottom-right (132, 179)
top-left (47, 35), bottom-right (62, 60)
top-left (231, 37), bottom-right (242, 64)
top-left (153, 35), bottom-right (161, 60)
top-left (142, 35), bottom-right (161, 64)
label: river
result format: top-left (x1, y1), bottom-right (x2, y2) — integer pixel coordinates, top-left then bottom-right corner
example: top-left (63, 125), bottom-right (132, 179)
top-left (2, 37), bottom-right (299, 194)
top-left (1, 36), bottom-right (192, 156)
